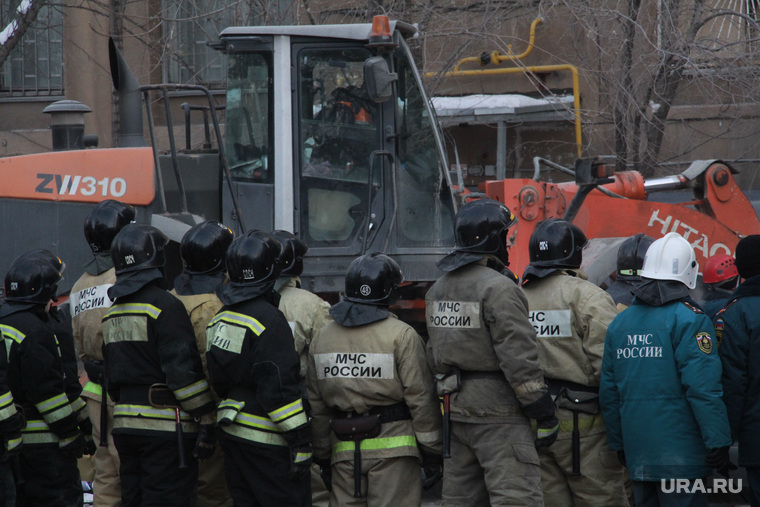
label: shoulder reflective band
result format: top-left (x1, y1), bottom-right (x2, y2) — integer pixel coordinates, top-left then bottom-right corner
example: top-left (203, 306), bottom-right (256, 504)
top-left (208, 311), bottom-right (266, 336)
top-left (105, 303), bottom-right (161, 319)
top-left (0, 325), bottom-right (25, 345)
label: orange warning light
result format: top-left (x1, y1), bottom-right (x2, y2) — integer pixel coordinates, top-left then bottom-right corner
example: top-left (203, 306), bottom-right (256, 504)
top-left (369, 15), bottom-right (394, 47)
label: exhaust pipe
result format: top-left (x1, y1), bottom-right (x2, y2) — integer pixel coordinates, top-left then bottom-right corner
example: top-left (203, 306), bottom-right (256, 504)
top-left (109, 37), bottom-right (145, 147)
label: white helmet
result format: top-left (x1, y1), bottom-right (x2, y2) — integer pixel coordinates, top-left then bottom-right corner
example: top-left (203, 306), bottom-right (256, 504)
top-left (640, 232), bottom-right (698, 289)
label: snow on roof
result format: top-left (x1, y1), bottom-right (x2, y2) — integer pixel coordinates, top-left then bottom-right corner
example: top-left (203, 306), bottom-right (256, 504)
top-left (431, 94), bottom-right (574, 123)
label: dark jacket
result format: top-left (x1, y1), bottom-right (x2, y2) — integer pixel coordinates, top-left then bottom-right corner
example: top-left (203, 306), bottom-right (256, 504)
top-left (102, 281), bottom-right (215, 437)
top-left (206, 291), bottom-right (310, 449)
top-left (0, 304), bottom-right (81, 445)
top-left (715, 274), bottom-right (760, 467)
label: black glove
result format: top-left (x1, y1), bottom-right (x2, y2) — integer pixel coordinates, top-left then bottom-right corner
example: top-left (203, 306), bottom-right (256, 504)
top-left (0, 411), bottom-right (24, 462)
top-left (706, 446), bottom-right (736, 478)
top-left (535, 416), bottom-right (560, 449)
top-left (314, 458), bottom-right (332, 492)
top-left (288, 443), bottom-right (313, 482)
top-left (617, 450), bottom-right (626, 468)
top-left (421, 451), bottom-right (443, 490)
top-left (58, 431), bottom-right (85, 459)
top-left (193, 424), bottom-right (216, 462)
top-left (78, 419), bottom-right (97, 456)
top-left (1, 431), bottom-right (22, 462)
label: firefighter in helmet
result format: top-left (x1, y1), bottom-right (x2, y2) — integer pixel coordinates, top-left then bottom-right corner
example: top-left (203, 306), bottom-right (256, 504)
top-left (1, 256), bottom-right (87, 505)
top-left (601, 232), bottom-right (733, 504)
top-left (521, 218), bottom-right (628, 506)
top-left (23, 248), bottom-right (94, 504)
top-left (718, 235), bottom-right (760, 506)
top-left (606, 232), bottom-right (655, 311)
top-left (425, 198), bottom-right (557, 506)
top-left (0, 345), bottom-right (23, 506)
top-left (271, 230), bottom-right (333, 506)
top-left (70, 199), bottom-right (135, 507)
top-left (102, 223), bottom-right (216, 505)
top-left (306, 252), bottom-right (442, 506)
top-left (206, 230), bottom-right (312, 506)
top-left (700, 253), bottom-right (739, 320)
top-left (171, 220), bottom-right (235, 507)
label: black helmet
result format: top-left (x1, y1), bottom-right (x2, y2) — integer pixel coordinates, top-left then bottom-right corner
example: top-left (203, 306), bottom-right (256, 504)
top-left (454, 198), bottom-right (516, 263)
top-left (271, 230), bottom-right (309, 277)
top-left (225, 230), bottom-right (283, 286)
top-left (343, 252), bottom-right (403, 306)
top-left (617, 233), bottom-right (654, 281)
top-left (84, 200), bottom-right (136, 254)
top-left (21, 249), bottom-right (65, 276)
top-left (4, 258), bottom-right (62, 304)
top-left (528, 218), bottom-right (588, 269)
top-left (111, 224), bottom-right (168, 275)
top-left (180, 221), bottom-right (234, 275)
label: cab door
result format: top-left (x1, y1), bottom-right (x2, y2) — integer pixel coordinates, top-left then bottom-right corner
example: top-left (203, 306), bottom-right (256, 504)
top-left (293, 44), bottom-right (385, 256)
top-left (222, 45), bottom-right (275, 233)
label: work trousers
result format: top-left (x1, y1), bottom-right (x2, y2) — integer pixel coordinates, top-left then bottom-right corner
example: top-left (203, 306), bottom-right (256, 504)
top-left (330, 455), bottom-right (420, 507)
top-left (632, 480), bottom-right (708, 507)
top-left (0, 460), bottom-right (14, 507)
top-left (311, 463), bottom-right (330, 507)
top-left (87, 397), bottom-right (122, 506)
top-left (16, 444), bottom-right (82, 507)
top-left (538, 415), bottom-right (628, 507)
top-left (197, 444), bottom-right (232, 507)
top-left (443, 420), bottom-right (543, 507)
top-left (219, 432), bottom-right (310, 507)
top-left (747, 467), bottom-right (760, 507)
top-left (113, 432), bottom-right (198, 507)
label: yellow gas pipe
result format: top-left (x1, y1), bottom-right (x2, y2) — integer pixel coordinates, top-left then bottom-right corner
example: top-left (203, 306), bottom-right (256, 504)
top-left (426, 18), bottom-right (583, 157)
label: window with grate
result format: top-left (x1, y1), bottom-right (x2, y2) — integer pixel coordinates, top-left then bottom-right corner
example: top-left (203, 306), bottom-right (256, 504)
top-left (163, 0), bottom-right (293, 88)
top-left (164, 0), bottom-right (253, 87)
top-left (0, 0), bottom-right (64, 97)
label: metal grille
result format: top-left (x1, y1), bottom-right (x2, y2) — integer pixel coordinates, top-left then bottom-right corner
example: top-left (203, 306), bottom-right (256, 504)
top-left (164, 0), bottom-right (252, 87)
top-left (162, 0), bottom-right (293, 87)
top-left (0, 1), bottom-right (64, 97)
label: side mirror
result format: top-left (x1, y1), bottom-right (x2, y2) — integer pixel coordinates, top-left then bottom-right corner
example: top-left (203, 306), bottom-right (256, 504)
top-left (364, 56), bottom-right (397, 103)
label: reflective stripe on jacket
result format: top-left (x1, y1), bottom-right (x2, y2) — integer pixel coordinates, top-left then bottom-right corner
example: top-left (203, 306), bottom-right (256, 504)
top-left (207, 294), bottom-right (310, 449)
top-left (102, 283), bottom-right (215, 436)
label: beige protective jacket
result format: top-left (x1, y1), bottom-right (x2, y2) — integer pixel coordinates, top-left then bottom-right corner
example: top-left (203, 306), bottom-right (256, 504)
top-left (425, 261), bottom-right (547, 423)
top-left (521, 269), bottom-right (617, 387)
top-left (277, 277), bottom-right (332, 378)
top-left (70, 269), bottom-right (116, 401)
top-left (70, 268), bottom-right (116, 363)
top-left (171, 291), bottom-right (223, 381)
top-left (306, 315), bottom-right (442, 464)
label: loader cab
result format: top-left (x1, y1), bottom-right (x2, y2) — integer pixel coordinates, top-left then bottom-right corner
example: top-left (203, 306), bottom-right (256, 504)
top-left (216, 18), bottom-right (456, 293)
